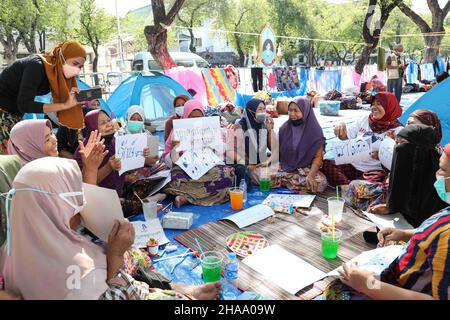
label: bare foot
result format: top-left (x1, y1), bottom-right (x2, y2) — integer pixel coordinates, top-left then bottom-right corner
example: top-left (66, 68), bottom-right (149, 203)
top-left (368, 204), bottom-right (391, 215)
top-left (175, 196), bottom-right (188, 208)
top-left (173, 282), bottom-right (221, 300)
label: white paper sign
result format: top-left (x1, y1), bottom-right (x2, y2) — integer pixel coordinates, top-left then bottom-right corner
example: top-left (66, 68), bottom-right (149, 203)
top-left (115, 133), bottom-right (147, 175)
top-left (131, 219), bottom-right (170, 249)
top-left (364, 211), bottom-right (414, 230)
top-left (379, 137), bottom-right (395, 170)
top-left (221, 204), bottom-right (274, 228)
top-left (80, 183), bottom-right (124, 242)
top-left (333, 137), bottom-right (373, 165)
top-left (176, 148), bottom-right (223, 180)
top-left (243, 245), bottom-right (327, 295)
top-left (147, 135), bottom-right (160, 158)
top-left (173, 116), bottom-right (222, 151)
top-left (328, 245), bottom-right (404, 276)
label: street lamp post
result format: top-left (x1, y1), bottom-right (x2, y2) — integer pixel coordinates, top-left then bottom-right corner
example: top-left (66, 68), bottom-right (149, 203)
top-left (115, 0), bottom-right (125, 71)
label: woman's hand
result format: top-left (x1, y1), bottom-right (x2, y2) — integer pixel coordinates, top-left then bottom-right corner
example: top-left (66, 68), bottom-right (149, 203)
top-left (377, 228), bottom-right (411, 246)
top-left (107, 220), bottom-right (135, 257)
top-left (171, 139), bottom-right (180, 150)
top-left (306, 173), bottom-right (318, 192)
top-left (338, 261), bottom-right (376, 293)
top-left (108, 155), bottom-right (121, 172)
top-left (144, 148), bottom-right (159, 165)
top-left (0, 291), bottom-right (22, 300)
top-left (63, 87), bottom-right (84, 110)
top-left (80, 139), bottom-right (108, 171)
top-left (334, 123), bottom-right (348, 140)
top-left (368, 204), bottom-right (391, 215)
top-left (386, 130), bottom-right (396, 140)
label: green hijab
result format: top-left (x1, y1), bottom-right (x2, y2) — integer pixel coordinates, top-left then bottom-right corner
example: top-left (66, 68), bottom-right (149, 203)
top-left (0, 155), bottom-right (21, 246)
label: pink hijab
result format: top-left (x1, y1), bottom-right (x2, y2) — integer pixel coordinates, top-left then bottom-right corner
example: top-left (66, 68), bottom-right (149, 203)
top-left (162, 100), bottom-right (205, 161)
top-left (7, 120), bottom-right (52, 164)
top-left (1, 157), bottom-right (108, 300)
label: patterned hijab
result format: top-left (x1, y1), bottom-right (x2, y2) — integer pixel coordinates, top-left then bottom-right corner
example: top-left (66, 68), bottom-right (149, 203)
top-left (409, 109), bottom-right (442, 142)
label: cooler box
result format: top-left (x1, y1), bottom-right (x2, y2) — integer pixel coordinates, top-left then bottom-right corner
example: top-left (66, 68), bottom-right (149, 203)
top-left (319, 100), bottom-right (340, 116)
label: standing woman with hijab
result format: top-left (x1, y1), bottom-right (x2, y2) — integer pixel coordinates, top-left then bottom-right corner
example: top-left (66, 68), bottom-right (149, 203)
top-left (0, 41), bottom-right (87, 154)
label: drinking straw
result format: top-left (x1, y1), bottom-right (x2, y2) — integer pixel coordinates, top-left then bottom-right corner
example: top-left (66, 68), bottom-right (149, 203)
top-left (153, 249), bottom-right (191, 263)
top-left (134, 191), bottom-right (145, 204)
top-left (195, 237), bottom-right (205, 257)
top-left (336, 185), bottom-right (339, 201)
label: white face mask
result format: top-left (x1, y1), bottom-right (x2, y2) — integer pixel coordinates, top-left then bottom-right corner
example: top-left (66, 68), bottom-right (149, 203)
top-left (61, 53), bottom-right (81, 79)
top-left (175, 106), bottom-right (184, 117)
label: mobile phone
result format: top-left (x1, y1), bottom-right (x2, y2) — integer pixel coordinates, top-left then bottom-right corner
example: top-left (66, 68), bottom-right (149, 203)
top-left (76, 87), bottom-right (102, 102)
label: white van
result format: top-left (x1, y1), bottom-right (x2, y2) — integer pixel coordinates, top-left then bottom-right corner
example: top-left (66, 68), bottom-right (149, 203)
top-left (132, 51), bottom-right (210, 71)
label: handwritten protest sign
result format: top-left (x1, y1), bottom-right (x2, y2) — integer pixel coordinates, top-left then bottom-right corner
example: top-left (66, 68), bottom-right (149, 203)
top-left (379, 137), bottom-right (395, 170)
top-left (115, 133), bottom-right (147, 175)
top-left (173, 116), bottom-right (222, 151)
top-left (176, 148), bottom-right (224, 180)
top-left (333, 137), bottom-right (372, 165)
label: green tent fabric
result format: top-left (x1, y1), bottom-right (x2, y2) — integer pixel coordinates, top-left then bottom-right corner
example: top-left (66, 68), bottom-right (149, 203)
top-left (377, 47), bottom-right (386, 71)
top-left (0, 155), bottom-right (21, 246)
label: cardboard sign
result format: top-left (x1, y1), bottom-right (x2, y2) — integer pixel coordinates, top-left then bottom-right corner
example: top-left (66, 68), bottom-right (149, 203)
top-left (379, 137), bottom-right (395, 170)
top-left (115, 133), bottom-right (147, 175)
top-left (333, 137), bottom-right (372, 165)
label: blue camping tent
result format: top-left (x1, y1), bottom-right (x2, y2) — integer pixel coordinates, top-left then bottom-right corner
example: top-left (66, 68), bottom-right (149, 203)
top-left (107, 72), bottom-right (190, 122)
top-left (400, 77), bottom-right (450, 145)
top-left (24, 78), bottom-right (111, 120)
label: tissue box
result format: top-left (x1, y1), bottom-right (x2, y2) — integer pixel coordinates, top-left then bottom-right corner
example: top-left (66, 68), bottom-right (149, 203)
top-left (162, 212), bottom-right (193, 230)
top-left (319, 100), bottom-right (340, 116)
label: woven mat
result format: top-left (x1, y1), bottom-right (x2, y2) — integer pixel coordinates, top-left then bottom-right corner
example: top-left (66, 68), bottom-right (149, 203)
top-left (175, 192), bottom-right (376, 300)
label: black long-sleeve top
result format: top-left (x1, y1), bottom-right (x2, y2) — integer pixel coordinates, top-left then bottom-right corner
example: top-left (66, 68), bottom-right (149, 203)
top-left (0, 55), bottom-right (50, 116)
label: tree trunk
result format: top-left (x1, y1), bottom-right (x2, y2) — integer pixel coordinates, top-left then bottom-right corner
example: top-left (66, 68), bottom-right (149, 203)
top-left (188, 27), bottom-right (196, 53)
top-left (144, 25), bottom-right (177, 71)
top-left (38, 31), bottom-right (46, 53)
top-left (233, 34), bottom-right (245, 67)
top-left (1, 34), bottom-right (21, 65)
top-left (424, 36), bottom-right (443, 63)
top-left (355, 45), bottom-right (374, 74)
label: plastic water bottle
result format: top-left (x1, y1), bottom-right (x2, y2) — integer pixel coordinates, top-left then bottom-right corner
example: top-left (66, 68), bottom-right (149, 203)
top-left (239, 179), bottom-right (247, 203)
top-left (222, 252), bottom-right (239, 300)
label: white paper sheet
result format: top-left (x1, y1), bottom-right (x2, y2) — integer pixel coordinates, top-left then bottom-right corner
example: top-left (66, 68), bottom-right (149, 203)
top-left (176, 148), bottom-right (223, 180)
top-left (333, 137), bottom-right (373, 165)
top-left (80, 183), bottom-right (124, 242)
top-left (221, 204), bottom-right (274, 228)
top-left (243, 245), bottom-right (327, 295)
top-left (115, 133), bottom-right (147, 175)
top-left (263, 194), bottom-right (315, 213)
top-left (131, 219), bottom-right (170, 248)
top-left (173, 116), bottom-right (222, 151)
top-left (328, 245), bottom-right (404, 276)
top-left (147, 135), bottom-right (160, 158)
top-left (364, 211), bottom-right (414, 230)
top-left (379, 137), bottom-right (395, 170)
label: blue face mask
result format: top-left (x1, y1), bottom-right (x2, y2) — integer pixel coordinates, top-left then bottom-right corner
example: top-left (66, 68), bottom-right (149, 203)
top-left (4, 188), bottom-right (85, 256)
top-left (434, 175), bottom-right (450, 204)
top-left (127, 120), bottom-right (144, 133)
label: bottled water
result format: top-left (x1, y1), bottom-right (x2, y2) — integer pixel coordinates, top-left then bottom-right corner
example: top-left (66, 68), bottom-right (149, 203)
top-left (222, 252), bottom-right (239, 300)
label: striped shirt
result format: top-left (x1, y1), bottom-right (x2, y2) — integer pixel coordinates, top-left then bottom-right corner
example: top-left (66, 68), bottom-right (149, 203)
top-left (381, 207), bottom-right (450, 300)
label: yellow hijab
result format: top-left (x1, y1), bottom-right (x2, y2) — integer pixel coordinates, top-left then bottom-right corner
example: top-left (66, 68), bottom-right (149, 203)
top-left (38, 41), bottom-right (87, 129)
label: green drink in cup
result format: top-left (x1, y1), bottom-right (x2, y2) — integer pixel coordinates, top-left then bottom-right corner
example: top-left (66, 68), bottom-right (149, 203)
top-left (321, 229), bottom-right (342, 259)
top-left (259, 176), bottom-right (271, 192)
top-left (200, 251), bottom-right (223, 283)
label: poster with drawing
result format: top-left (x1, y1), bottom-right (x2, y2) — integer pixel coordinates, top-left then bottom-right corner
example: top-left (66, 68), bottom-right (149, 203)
top-left (379, 137), bottom-right (395, 170)
top-left (176, 148), bottom-right (224, 180)
top-left (115, 133), bottom-right (147, 175)
top-left (333, 137), bottom-right (372, 165)
top-left (173, 116), bottom-right (222, 152)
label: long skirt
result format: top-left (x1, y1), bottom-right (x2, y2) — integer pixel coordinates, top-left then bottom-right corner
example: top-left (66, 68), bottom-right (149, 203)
top-left (163, 165), bottom-right (235, 206)
top-left (344, 180), bottom-right (388, 211)
top-left (249, 164), bottom-right (328, 193)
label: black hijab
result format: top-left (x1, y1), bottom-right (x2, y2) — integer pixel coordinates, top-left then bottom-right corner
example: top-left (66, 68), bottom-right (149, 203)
top-left (238, 99), bottom-right (266, 164)
top-left (387, 124), bottom-right (447, 227)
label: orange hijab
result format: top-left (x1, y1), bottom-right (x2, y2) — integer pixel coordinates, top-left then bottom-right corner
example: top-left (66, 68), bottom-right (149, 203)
top-left (38, 41), bottom-right (86, 129)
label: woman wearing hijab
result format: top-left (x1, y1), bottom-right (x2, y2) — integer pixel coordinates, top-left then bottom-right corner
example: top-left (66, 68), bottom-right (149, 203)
top-left (368, 125), bottom-right (448, 227)
top-left (0, 41), bottom-right (88, 154)
top-left (162, 100), bottom-right (235, 208)
top-left (116, 106), bottom-right (167, 215)
top-left (164, 94), bottom-right (190, 142)
top-left (322, 92), bottom-right (403, 187)
top-left (73, 110), bottom-right (158, 216)
top-left (406, 109), bottom-right (443, 153)
top-left (0, 157), bottom-right (221, 299)
top-left (273, 97), bottom-right (328, 192)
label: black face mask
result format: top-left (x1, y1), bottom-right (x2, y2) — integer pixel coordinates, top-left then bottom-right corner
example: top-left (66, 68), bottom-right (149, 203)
top-left (290, 119), bottom-right (304, 126)
top-left (102, 133), bottom-right (115, 143)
